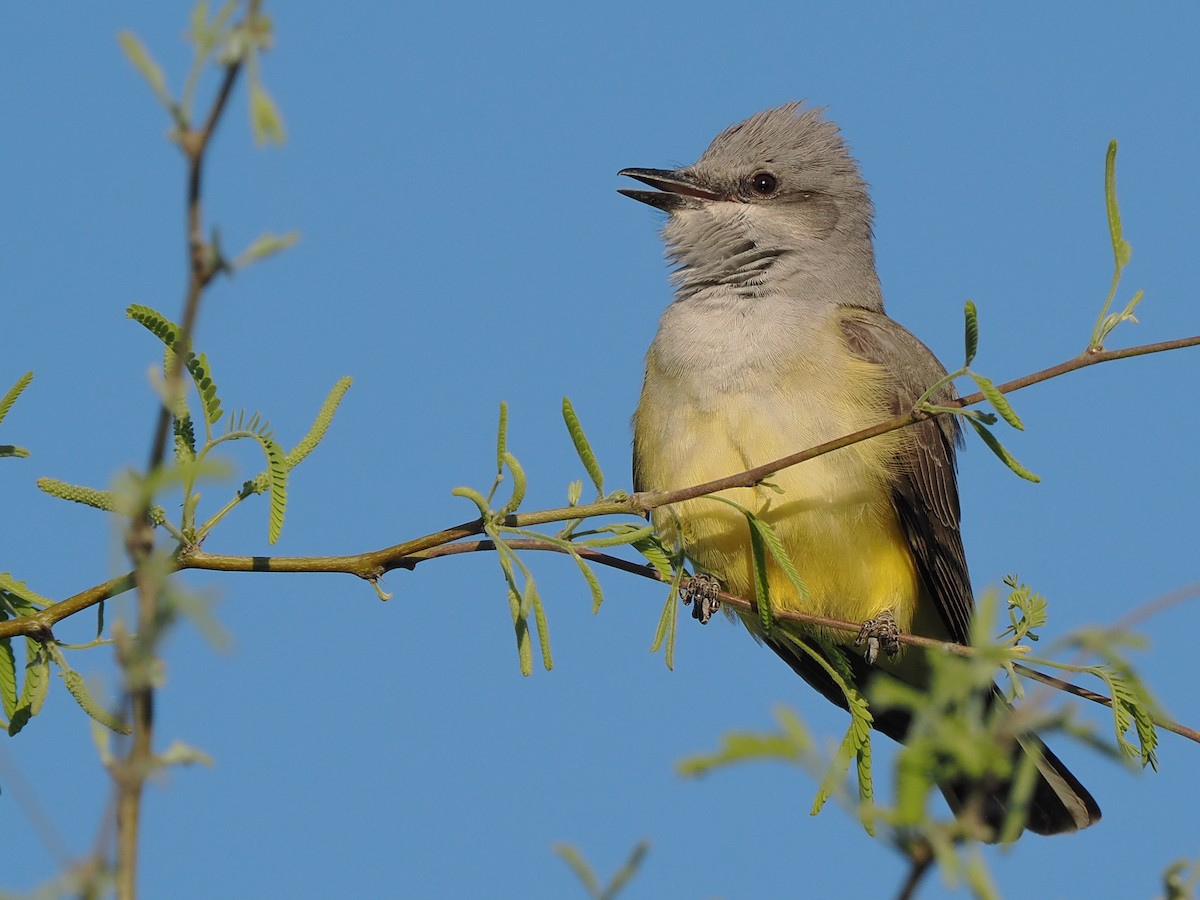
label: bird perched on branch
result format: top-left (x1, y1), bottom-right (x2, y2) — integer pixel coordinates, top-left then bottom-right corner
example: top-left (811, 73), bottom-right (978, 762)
top-left (621, 102), bottom-right (1100, 837)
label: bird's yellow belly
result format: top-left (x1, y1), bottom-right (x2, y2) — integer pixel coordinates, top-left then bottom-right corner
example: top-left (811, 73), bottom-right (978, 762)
top-left (635, 361), bottom-right (920, 643)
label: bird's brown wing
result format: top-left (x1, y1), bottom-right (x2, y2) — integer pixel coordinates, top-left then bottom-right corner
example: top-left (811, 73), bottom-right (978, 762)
top-left (838, 308), bottom-right (973, 645)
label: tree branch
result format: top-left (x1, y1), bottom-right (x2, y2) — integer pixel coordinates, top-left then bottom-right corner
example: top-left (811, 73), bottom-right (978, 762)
top-left (5, 332), bottom-right (1197, 766)
top-left (113, 21), bottom-right (248, 899)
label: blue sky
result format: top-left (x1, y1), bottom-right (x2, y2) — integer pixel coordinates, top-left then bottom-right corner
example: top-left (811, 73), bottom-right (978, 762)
top-left (2, 3), bottom-right (1198, 897)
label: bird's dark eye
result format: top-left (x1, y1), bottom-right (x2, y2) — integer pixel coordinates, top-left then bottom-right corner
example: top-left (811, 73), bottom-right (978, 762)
top-left (749, 171), bottom-right (777, 195)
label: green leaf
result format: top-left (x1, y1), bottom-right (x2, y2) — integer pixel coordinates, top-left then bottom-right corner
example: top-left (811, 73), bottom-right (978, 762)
top-left (496, 401), bottom-right (508, 474)
top-left (1090, 140), bottom-right (1141, 349)
top-left (127, 304), bottom-right (223, 424)
top-left (566, 479), bottom-right (582, 506)
top-left (7, 705), bottom-right (31, 736)
top-left (19, 639), bottom-right (49, 719)
top-left (450, 485), bottom-right (490, 516)
top-left (855, 740), bottom-right (876, 836)
top-left (224, 412), bottom-right (289, 542)
top-left (257, 434), bottom-right (289, 544)
top-left (631, 533), bottom-right (674, 581)
top-left (1105, 140), bottom-right (1131, 269)
top-left (1090, 661), bottom-right (1159, 769)
top-left (509, 583), bottom-right (532, 677)
top-left (509, 528), bottom-right (608, 614)
top-left (191, 0), bottom-right (239, 56)
top-left (574, 551), bottom-right (605, 614)
top-left (249, 82), bottom-right (286, 146)
top-left (189, 352), bottom-right (224, 425)
top-left (776, 634), bottom-right (873, 815)
top-left (237, 377), bottom-right (353, 502)
top-left (599, 840), bottom-right (651, 900)
top-left (527, 577), bottom-right (553, 672)
top-left (497, 451), bottom-right (526, 518)
top-left (553, 845), bottom-right (601, 898)
top-left (0, 637), bottom-right (17, 720)
top-left (579, 523), bottom-right (655, 549)
top-left (284, 376), bottom-right (352, 470)
top-left (0, 371), bottom-right (33, 427)
top-left (0, 574), bottom-right (53, 611)
top-left (747, 515), bottom-right (810, 604)
top-left (562, 397), bottom-right (604, 497)
top-left (36, 478), bottom-right (168, 525)
top-left (9, 643), bottom-right (50, 734)
top-left (158, 739), bottom-right (214, 767)
top-left (967, 419), bottom-right (1040, 482)
top-left (117, 31), bottom-right (173, 109)
top-left (1000, 575), bottom-right (1048, 646)
top-left (677, 706), bottom-right (813, 776)
top-left (492, 533), bottom-right (534, 676)
top-left (232, 230), bottom-right (299, 269)
top-left (174, 413), bottom-right (197, 462)
top-left (963, 300), bottom-right (979, 366)
top-left (706, 495), bottom-right (809, 606)
top-left (649, 564), bottom-right (684, 670)
top-left (747, 521), bottom-right (774, 634)
top-left (189, 1), bottom-right (211, 47)
top-left (968, 372), bottom-right (1024, 430)
top-left (61, 670), bottom-right (130, 734)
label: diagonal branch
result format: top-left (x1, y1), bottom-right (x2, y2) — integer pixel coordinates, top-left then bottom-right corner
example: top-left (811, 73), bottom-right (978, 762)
top-left (6, 333), bottom-right (1199, 647)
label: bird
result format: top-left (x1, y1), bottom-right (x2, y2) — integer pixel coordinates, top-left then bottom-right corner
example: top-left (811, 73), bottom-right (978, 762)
top-left (619, 101), bottom-right (1100, 838)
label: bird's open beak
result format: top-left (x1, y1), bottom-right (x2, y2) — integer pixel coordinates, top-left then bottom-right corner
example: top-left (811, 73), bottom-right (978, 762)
top-left (617, 167), bottom-right (720, 210)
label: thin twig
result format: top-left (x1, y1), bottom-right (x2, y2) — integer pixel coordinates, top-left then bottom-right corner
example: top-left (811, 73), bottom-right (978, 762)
top-left (113, 30), bottom-right (247, 900)
top-left (5, 331), bottom-right (1195, 649)
top-left (412, 538), bottom-right (1200, 745)
top-left (895, 839), bottom-right (935, 900)
top-left (634, 336), bottom-right (1200, 509)
top-left (1010, 662), bottom-right (1200, 743)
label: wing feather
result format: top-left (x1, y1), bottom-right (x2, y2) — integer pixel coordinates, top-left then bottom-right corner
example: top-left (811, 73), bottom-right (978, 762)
top-left (839, 309), bottom-right (974, 645)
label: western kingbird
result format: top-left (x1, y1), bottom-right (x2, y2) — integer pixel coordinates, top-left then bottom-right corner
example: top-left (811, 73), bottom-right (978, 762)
top-left (620, 102), bottom-right (1099, 836)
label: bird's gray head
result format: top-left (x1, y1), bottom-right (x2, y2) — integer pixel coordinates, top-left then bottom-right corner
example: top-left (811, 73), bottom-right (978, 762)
top-left (619, 102), bottom-right (882, 311)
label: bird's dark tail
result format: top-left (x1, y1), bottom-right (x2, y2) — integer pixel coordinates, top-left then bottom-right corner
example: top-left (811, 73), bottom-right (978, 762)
top-left (762, 633), bottom-right (1101, 839)
top-left (939, 724), bottom-right (1101, 836)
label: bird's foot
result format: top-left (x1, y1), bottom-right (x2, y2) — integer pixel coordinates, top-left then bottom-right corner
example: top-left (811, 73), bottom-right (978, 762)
top-left (855, 610), bottom-right (901, 665)
top-left (680, 574), bottom-right (722, 624)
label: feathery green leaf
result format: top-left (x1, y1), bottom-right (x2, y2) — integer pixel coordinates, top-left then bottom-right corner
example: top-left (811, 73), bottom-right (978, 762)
top-left (36, 478), bottom-right (168, 525)
top-left (61, 670), bottom-right (130, 734)
top-left (562, 397), bottom-right (605, 497)
top-left (553, 845), bottom-right (601, 898)
top-left (0, 574), bottom-right (53, 611)
top-left (232, 230), bottom-right (299, 269)
top-left (579, 523), bottom-right (655, 549)
top-left (496, 401), bottom-right (508, 474)
top-left (497, 451), bottom-right (526, 518)
top-left (746, 521), bottom-right (774, 633)
top-left (1106, 140), bottom-right (1131, 269)
top-left (127, 304), bottom-right (224, 423)
top-left (649, 564), bottom-right (684, 670)
top-left (631, 533), bottom-right (674, 581)
top-left (527, 576), bottom-right (553, 671)
top-left (968, 372), bottom-right (1024, 430)
top-left (963, 300), bottom-right (979, 366)
top-left (748, 515), bottom-right (810, 604)
top-left (0, 637), bottom-right (16, 720)
top-left (285, 376), bottom-right (352, 470)
top-left (967, 419), bottom-right (1040, 482)
top-left (117, 31), bottom-right (173, 109)
top-left (249, 82), bottom-right (286, 146)
top-left (450, 485), bottom-right (490, 516)
top-left (0, 371), bottom-right (33, 426)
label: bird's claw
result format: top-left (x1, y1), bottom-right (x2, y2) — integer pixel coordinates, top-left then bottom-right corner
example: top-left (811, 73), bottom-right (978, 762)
top-left (681, 574), bottom-right (722, 624)
top-left (855, 610), bottom-right (900, 665)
